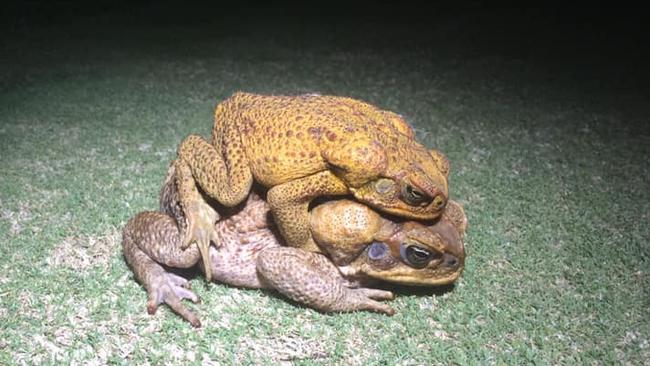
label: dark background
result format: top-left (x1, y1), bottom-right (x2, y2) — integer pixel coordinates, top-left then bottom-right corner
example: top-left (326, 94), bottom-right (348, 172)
top-left (3, 1), bottom-right (648, 96)
top-left (2, 1), bottom-right (648, 145)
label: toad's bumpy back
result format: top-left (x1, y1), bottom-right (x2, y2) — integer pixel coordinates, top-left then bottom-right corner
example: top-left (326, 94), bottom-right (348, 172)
top-left (173, 92), bottom-right (451, 277)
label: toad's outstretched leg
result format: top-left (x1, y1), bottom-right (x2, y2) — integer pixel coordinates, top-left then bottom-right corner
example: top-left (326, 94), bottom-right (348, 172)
top-left (122, 211), bottom-right (203, 327)
top-left (257, 247), bottom-right (395, 315)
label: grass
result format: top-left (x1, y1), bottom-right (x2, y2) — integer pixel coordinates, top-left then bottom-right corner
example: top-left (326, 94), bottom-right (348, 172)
top-left (1, 7), bottom-right (648, 365)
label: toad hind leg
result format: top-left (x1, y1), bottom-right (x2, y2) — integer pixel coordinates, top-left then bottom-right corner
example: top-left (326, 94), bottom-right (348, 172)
top-left (175, 134), bottom-right (253, 280)
top-left (122, 211), bottom-right (203, 327)
top-left (177, 134), bottom-right (253, 207)
top-left (257, 247), bottom-right (395, 315)
top-left (267, 170), bottom-right (349, 251)
top-left (173, 159), bottom-right (220, 282)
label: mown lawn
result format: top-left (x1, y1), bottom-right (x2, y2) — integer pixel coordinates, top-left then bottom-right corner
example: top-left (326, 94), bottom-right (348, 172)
top-left (1, 7), bottom-right (648, 365)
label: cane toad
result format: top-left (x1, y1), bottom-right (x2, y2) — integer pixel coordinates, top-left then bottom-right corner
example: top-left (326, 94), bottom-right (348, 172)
top-left (123, 166), bottom-right (465, 327)
top-left (174, 92), bottom-right (451, 280)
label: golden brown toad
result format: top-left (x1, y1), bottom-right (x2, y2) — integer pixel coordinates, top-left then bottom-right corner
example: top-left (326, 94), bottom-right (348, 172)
top-left (174, 92), bottom-right (450, 281)
top-left (122, 166), bottom-right (466, 327)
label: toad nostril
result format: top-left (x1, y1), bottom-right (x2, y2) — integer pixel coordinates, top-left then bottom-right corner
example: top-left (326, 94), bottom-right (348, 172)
top-left (433, 194), bottom-right (447, 210)
top-left (443, 254), bottom-right (458, 268)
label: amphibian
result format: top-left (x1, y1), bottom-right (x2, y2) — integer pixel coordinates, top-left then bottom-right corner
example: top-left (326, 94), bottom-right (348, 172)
top-left (174, 92), bottom-right (451, 280)
top-left (123, 166), bottom-right (466, 327)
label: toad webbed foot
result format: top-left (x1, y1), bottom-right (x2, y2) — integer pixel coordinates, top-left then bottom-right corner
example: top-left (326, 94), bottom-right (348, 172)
top-left (146, 271), bottom-right (202, 328)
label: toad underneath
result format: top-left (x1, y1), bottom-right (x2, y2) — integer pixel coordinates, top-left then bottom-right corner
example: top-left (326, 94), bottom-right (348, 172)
top-left (174, 92), bottom-right (451, 281)
top-left (122, 165), bottom-right (466, 327)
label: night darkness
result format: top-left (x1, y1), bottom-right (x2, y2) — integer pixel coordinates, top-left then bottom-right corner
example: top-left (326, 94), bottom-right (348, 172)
top-left (1, 1), bottom-right (648, 364)
top-left (4, 1), bottom-right (648, 88)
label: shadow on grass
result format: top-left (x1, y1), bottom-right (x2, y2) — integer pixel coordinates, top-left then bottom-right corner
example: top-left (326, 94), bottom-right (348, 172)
top-left (255, 282), bottom-right (457, 316)
top-left (375, 282), bottom-right (457, 297)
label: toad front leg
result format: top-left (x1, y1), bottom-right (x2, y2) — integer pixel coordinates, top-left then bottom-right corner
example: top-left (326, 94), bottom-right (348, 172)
top-left (122, 212), bottom-right (203, 327)
top-left (175, 133), bottom-right (253, 281)
top-left (257, 247), bottom-right (395, 315)
top-left (267, 170), bottom-right (349, 251)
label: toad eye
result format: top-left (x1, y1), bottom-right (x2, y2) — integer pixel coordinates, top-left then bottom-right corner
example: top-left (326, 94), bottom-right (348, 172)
top-left (401, 185), bottom-right (429, 206)
top-left (401, 245), bottom-right (437, 268)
